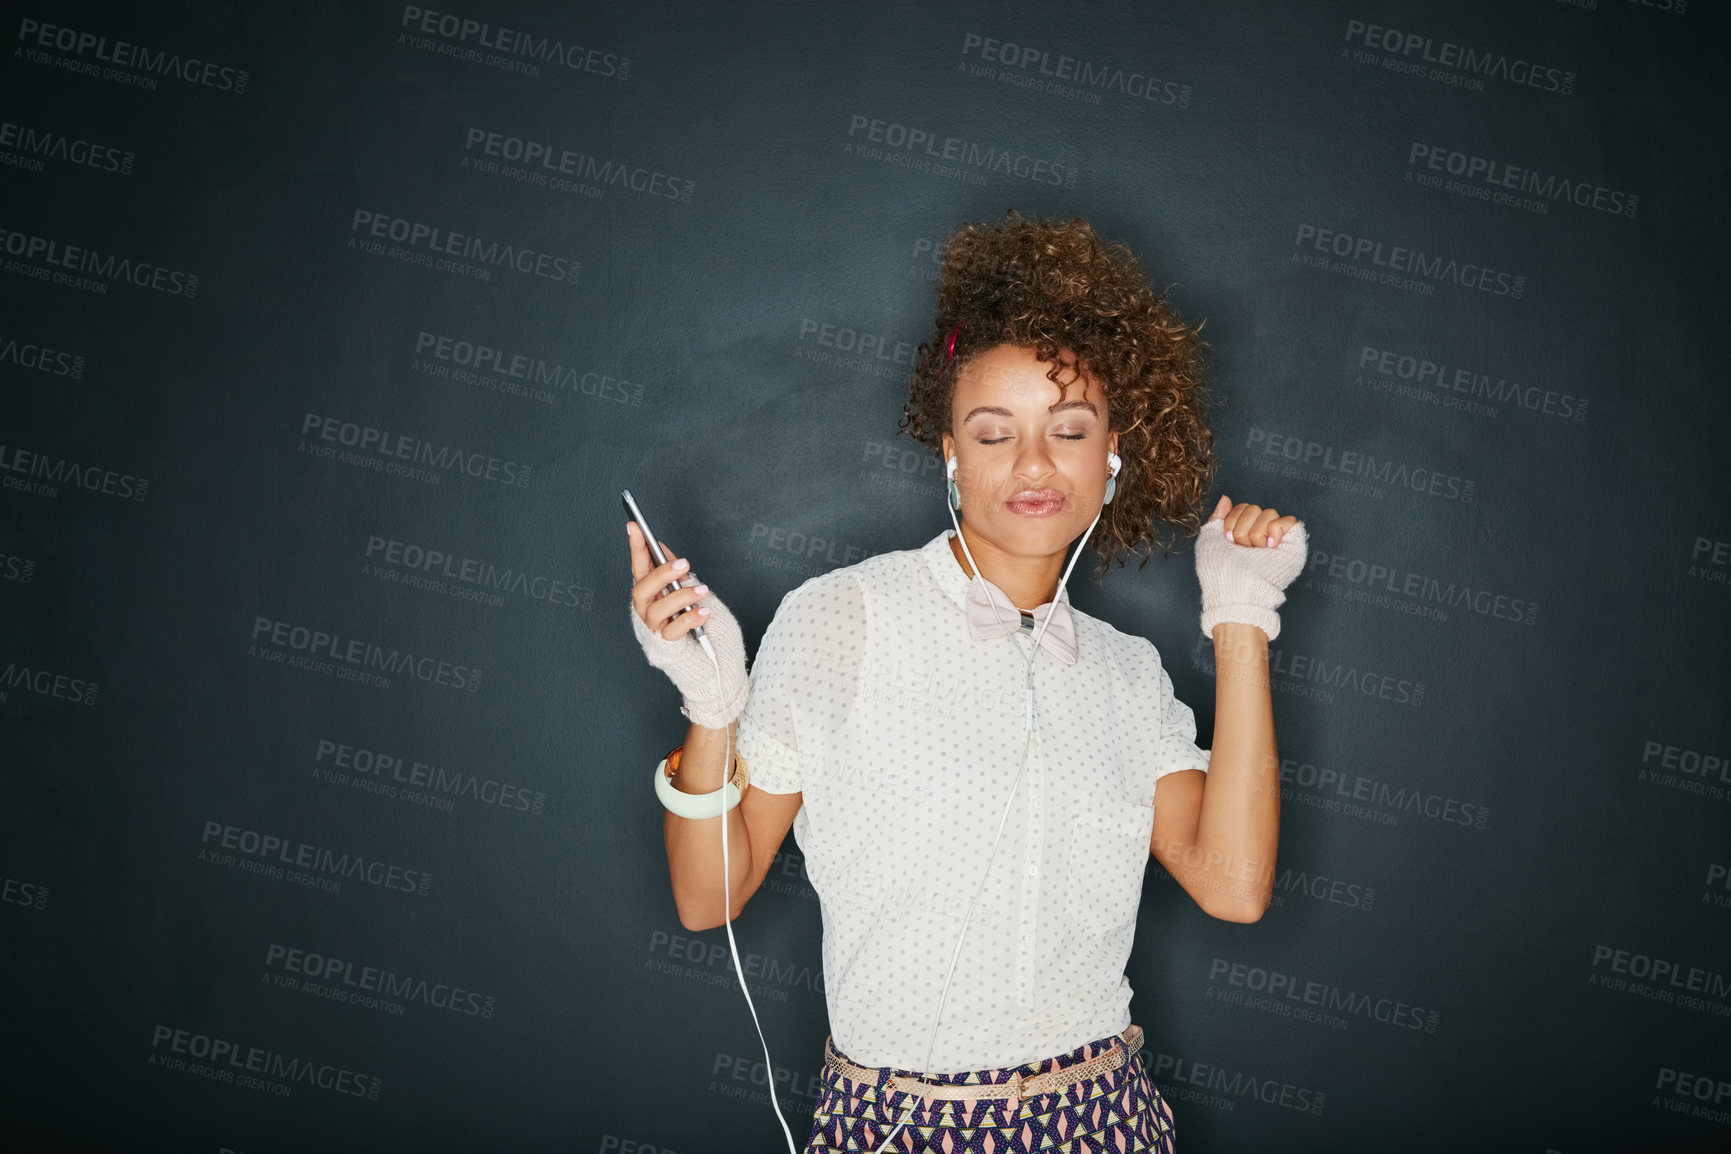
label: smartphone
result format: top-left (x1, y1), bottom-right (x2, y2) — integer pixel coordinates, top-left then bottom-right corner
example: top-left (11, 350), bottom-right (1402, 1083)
top-left (621, 488), bottom-right (707, 642)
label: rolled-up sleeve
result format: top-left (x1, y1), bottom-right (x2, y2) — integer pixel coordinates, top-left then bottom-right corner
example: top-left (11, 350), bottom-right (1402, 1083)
top-left (735, 573), bottom-right (865, 795)
top-left (1141, 640), bottom-right (1210, 780)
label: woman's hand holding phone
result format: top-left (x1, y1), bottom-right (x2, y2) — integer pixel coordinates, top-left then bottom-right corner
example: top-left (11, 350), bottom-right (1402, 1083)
top-left (626, 520), bottom-right (748, 729)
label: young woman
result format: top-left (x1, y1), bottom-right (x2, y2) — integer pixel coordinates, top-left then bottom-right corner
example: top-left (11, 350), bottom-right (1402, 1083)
top-left (627, 212), bottom-right (1306, 1153)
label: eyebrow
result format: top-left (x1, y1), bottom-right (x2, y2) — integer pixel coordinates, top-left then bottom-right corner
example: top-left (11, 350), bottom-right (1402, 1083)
top-left (962, 401), bottom-right (1099, 423)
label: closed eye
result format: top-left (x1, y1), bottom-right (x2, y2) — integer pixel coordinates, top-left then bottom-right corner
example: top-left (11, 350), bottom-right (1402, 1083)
top-left (979, 432), bottom-right (1089, 444)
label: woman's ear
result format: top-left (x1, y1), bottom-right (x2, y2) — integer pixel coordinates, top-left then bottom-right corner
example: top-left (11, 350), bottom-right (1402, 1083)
top-left (941, 432), bottom-right (955, 467)
top-left (1107, 430), bottom-right (1119, 464)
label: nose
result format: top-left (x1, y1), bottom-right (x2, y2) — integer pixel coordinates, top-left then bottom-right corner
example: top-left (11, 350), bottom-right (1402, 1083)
top-left (1012, 436), bottom-right (1057, 489)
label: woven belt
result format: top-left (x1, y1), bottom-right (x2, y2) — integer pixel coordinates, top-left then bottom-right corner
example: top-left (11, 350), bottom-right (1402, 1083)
top-left (823, 1025), bottom-right (1142, 1108)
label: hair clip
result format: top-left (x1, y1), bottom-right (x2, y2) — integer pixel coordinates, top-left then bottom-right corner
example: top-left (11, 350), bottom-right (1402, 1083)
top-left (945, 324), bottom-right (965, 362)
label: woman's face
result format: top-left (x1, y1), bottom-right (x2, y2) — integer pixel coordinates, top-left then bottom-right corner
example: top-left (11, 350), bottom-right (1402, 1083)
top-left (941, 343), bottom-right (1118, 561)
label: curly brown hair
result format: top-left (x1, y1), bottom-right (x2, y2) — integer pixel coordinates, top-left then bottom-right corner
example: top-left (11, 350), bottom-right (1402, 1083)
top-left (899, 210), bottom-right (1216, 573)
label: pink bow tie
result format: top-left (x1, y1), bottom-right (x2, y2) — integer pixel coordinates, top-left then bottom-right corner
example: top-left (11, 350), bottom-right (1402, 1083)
top-left (964, 576), bottom-right (1077, 665)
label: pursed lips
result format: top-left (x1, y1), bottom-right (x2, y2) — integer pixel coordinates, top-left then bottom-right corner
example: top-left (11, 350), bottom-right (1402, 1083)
top-left (1005, 488), bottom-right (1066, 515)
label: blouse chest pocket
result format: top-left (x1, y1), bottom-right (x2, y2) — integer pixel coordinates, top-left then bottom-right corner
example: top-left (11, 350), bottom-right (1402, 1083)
top-left (1063, 802), bottom-right (1156, 938)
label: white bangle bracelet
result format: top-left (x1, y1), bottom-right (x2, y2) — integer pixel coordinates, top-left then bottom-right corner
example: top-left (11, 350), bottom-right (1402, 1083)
top-left (653, 755), bottom-right (748, 820)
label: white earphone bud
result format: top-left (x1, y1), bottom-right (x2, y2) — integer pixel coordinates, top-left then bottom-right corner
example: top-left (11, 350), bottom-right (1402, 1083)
top-left (946, 456), bottom-right (961, 511)
top-left (1104, 450), bottom-right (1121, 505)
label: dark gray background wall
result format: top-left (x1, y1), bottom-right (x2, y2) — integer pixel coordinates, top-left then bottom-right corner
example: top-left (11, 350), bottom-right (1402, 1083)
top-left (3, 2), bottom-right (1728, 1151)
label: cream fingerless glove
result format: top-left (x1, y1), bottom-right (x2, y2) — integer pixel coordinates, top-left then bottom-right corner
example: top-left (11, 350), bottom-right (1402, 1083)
top-left (628, 589), bottom-right (749, 729)
top-left (1195, 517), bottom-right (1309, 641)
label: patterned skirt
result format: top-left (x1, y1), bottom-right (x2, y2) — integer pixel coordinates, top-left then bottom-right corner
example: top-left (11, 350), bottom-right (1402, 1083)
top-left (802, 1030), bottom-right (1177, 1153)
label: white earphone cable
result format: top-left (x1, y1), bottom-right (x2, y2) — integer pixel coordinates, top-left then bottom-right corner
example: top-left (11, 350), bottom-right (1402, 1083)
top-left (871, 496), bottom-right (1104, 1152)
top-left (707, 454), bottom-right (1115, 1152)
top-left (698, 633), bottom-right (800, 1154)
